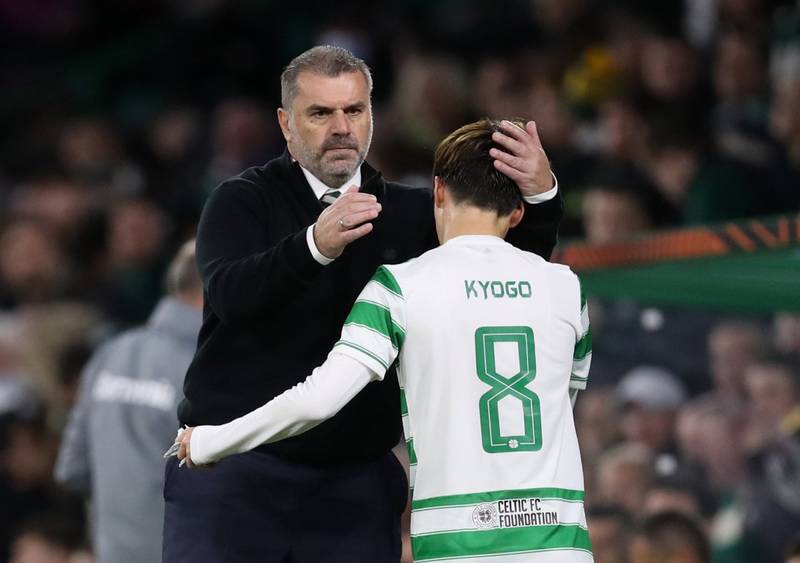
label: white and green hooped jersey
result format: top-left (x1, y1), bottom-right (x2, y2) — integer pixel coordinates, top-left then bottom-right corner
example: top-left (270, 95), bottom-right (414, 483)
top-left (332, 235), bottom-right (593, 562)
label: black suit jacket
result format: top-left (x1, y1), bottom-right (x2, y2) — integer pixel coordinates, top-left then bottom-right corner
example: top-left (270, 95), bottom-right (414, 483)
top-left (179, 150), bottom-right (562, 465)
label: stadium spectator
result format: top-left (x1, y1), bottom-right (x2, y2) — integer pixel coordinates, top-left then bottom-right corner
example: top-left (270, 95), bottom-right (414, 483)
top-left (616, 366), bottom-right (687, 455)
top-left (595, 442), bottom-right (654, 516)
top-left (587, 505), bottom-right (632, 563)
top-left (54, 239), bottom-right (202, 563)
top-left (629, 510), bottom-right (710, 563)
top-left (707, 321), bottom-right (768, 403)
top-left (581, 178), bottom-right (653, 243)
top-left (774, 313), bottom-right (800, 354)
top-left (0, 220), bottom-right (71, 309)
top-left (9, 513), bottom-right (88, 563)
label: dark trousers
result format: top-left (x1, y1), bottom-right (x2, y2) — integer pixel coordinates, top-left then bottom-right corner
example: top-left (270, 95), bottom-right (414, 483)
top-left (162, 449), bottom-right (408, 563)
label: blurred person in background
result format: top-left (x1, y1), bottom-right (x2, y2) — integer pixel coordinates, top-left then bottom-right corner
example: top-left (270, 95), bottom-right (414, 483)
top-left (642, 120), bottom-right (764, 224)
top-left (57, 118), bottom-right (144, 197)
top-left (575, 387), bottom-right (621, 461)
top-left (142, 106), bottom-right (206, 234)
top-left (676, 397), bottom-right (766, 562)
top-left (743, 352), bottom-right (800, 449)
top-left (638, 30), bottom-right (705, 119)
top-left (629, 510), bottom-right (710, 563)
top-left (711, 30), bottom-right (771, 166)
top-left (203, 98), bottom-right (277, 193)
top-left (0, 220), bottom-right (72, 309)
top-left (707, 320), bottom-right (767, 404)
top-left (740, 353), bottom-right (800, 561)
top-left (774, 313), bottom-right (800, 354)
top-left (102, 197), bottom-right (168, 326)
top-left (616, 365), bottom-right (687, 457)
top-left (642, 474), bottom-right (705, 519)
top-left (9, 513), bottom-right (89, 563)
top-left (595, 442), bottom-right (654, 516)
top-left (587, 505), bottom-right (631, 563)
top-left (55, 240), bottom-right (202, 563)
top-left (581, 171), bottom-right (655, 243)
top-left (0, 394), bottom-right (83, 563)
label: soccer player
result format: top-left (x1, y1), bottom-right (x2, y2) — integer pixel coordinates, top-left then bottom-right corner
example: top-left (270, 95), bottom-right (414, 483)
top-left (172, 119), bottom-right (593, 562)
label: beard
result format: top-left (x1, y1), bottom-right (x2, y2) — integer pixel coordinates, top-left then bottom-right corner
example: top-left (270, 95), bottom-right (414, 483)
top-left (290, 121), bottom-right (372, 188)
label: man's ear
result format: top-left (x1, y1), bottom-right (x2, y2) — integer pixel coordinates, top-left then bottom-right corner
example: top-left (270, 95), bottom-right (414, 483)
top-left (434, 176), bottom-right (446, 208)
top-left (508, 203), bottom-right (525, 229)
top-left (277, 107), bottom-right (291, 142)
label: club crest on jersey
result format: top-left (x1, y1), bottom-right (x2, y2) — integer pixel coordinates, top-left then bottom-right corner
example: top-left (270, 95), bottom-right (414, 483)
top-left (472, 503), bottom-right (498, 529)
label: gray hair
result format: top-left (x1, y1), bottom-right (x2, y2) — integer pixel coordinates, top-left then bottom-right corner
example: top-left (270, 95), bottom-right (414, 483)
top-left (280, 45), bottom-right (373, 109)
top-left (166, 238), bottom-right (201, 297)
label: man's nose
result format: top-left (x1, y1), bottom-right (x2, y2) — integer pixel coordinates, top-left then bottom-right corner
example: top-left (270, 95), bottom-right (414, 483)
top-left (329, 110), bottom-right (350, 135)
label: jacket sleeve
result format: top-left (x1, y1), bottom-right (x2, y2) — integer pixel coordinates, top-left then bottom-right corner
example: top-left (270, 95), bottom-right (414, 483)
top-left (54, 348), bottom-right (106, 494)
top-left (196, 180), bottom-right (324, 323)
top-left (505, 188), bottom-right (563, 261)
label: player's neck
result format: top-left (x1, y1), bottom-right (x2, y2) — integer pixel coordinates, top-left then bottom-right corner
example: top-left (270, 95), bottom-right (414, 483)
top-left (440, 207), bottom-right (510, 243)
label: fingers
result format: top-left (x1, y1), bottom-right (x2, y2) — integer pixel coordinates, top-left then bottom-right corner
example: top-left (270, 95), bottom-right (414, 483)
top-left (526, 121), bottom-right (543, 149)
top-left (489, 146), bottom-right (525, 172)
top-left (341, 222), bottom-right (374, 244)
top-left (314, 193), bottom-right (381, 259)
top-left (340, 207), bottom-right (380, 229)
top-left (491, 130), bottom-right (525, 157)
top-left (493, 159), bottom-right (525, 183)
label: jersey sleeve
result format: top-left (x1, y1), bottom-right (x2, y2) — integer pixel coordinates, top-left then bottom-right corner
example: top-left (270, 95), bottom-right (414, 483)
top-left (332, 265), bottom-right (407, 377)
top-left (570, 279), bottom-right (592, 390)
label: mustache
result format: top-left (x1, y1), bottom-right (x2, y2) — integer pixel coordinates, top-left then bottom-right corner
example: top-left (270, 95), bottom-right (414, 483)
top-left (322, 137), bottom-right (358, 151)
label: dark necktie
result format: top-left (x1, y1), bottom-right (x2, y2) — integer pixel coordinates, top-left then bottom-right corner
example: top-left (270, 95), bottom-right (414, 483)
top-left (320, 190), bottom-right (341, 207)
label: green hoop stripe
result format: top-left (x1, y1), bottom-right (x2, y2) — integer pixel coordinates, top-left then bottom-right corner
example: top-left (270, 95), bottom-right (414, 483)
top-left (372, 265), bottom-right (403, 298)
top-left (573, 327), bottom-right (592, 360)
top-left (400, 388), bottom-right (408, 416)
top-left (412, 487), bottom-right (584, 511)
top-left (412, 524), bottom-right (591, 561)
top-left (345, 301), bottom-right (406, 350)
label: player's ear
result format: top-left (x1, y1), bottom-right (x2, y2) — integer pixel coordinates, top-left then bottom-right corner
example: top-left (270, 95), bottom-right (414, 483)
top-left (508, 203), bottom-right (524, 228)
top-left (434, 176), bottom-right (446, 209)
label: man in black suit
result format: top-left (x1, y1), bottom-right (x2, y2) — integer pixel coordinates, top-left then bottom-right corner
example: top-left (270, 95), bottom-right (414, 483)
top-left (163, 45), bottom-right (562, 563)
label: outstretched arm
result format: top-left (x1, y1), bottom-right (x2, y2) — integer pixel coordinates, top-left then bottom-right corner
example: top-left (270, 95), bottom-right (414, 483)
top-left (177, 354), bottom-right (378, 467)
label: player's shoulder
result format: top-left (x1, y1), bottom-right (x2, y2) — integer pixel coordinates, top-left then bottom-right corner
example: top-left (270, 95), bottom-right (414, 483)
top-left (374, 247), bottom-right (441, 297)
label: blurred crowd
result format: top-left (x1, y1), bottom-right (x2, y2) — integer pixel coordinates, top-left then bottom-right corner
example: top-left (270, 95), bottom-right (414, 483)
top-left (1, 0), bottom-right (800, 562)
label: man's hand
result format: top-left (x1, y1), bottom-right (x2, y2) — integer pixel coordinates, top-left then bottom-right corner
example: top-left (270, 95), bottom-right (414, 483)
top-left (176, 427), bottom-right (196, 468)
top-left (490, 120), bottom-right (554, 197)
top-left (314, 189), bottom-right (382, 259)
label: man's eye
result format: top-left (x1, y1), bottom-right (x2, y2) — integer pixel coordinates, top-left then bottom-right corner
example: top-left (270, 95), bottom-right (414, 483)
top-left (311, 111), bottom-right (328, 118)
top-left (347, 108), bottom-right (363, 116)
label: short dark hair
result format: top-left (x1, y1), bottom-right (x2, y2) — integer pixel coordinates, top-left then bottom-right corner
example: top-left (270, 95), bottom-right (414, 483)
top-left (432, 118), bottom-right (523, 216)
top-left (281, 45), bottom-right (373, 108)
top-left (636, 510), bottom-right (710, 562)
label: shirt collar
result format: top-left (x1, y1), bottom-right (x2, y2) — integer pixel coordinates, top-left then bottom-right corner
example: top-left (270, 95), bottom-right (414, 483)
top-left (299, 165), bottom-right (362, 199)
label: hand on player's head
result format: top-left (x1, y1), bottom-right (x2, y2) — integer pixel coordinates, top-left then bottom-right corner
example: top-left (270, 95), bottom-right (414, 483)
top-left (489, 120), bottom-right (554, 197)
